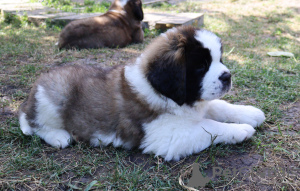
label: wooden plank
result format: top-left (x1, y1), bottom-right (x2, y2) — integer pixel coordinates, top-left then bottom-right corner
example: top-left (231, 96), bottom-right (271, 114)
top-left (143, 0), bottom-right (168, 5)
top-left (0, 2), bottom-right (44, 9)
top-left (155, 13), bottom-right (204, 30)
top-left (143, 13), bottom-right (174, 29)
top-left (0, 3), bottom-right (45, 14)
top-left (28, 12), bottom-right (77, 25)
top-left (53, 13), bottom-right (102, 22)
top-left (143, 12), bottom-right (204, 30)
top-left (29, 12), bottom-right (76, 20)
top-left (7, 8), bottom-right (61, 17)
top-left (0, 0), bottom-right (30, 5)
top-left (1, 8), bottom-right (75, 26)
top-left (51, 13), bottom-right (103, 26)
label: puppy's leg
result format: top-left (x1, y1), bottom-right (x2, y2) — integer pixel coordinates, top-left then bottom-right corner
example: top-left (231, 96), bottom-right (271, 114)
top-left (26, 85), bottom-right (72, 148)
top-left (20, 109), bottom-right (72, 148)
top-left (205, 99), bottom-right (265, 127)
top-left (35, 127), bottom-right (71, 148)
top-left (140, 115), bottom-right (255, 161)
top-left (19, 112), bottom-right (34, 135)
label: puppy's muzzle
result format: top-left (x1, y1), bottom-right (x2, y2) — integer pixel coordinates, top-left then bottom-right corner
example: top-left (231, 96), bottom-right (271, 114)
top-left (219, 71), bottom-right (231, 91)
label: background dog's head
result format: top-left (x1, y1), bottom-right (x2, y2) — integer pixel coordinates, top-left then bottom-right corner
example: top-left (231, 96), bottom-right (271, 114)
top-left (110, 0), bottom-right (143, 21)
top-left (142, 26), bottom-right (231, 106)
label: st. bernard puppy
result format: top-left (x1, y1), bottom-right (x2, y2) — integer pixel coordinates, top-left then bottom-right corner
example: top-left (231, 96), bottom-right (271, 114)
top-left (19, 26), bottom-right (265, 161)
top-left (57, 0), bottom-right (144, 49)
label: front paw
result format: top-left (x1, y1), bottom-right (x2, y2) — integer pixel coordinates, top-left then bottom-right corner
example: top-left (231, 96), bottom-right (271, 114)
top-left (225, 124), bottom-right (256, 144)
top-left (235, 106), bottom-right (265, 127)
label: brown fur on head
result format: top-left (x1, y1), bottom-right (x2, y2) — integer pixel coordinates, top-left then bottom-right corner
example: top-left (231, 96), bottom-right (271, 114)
top-left (58, 0), bottom-right (144, 50)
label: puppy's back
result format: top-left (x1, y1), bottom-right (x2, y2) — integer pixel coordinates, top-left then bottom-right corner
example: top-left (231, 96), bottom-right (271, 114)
top-left (58, 15), bottom-right (115, 49)
top-left (20, 65), bottom-right (121, 133)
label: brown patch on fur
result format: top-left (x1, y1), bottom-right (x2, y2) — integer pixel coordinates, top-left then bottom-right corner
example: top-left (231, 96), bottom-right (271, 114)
top-left (140, 27), bottom-right (196, 72)
top-left (116, 68), bottom-right (160, 146)
top-left (20, 64), bottom-right (159, 148)
top-left (19, 86), bottom-right (38, 128)
top-left (58, 0), bottom-right (144, 49)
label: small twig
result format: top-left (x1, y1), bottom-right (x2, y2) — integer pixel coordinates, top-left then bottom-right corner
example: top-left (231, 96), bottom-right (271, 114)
top-left (225, 47), bottom-right (235, 56)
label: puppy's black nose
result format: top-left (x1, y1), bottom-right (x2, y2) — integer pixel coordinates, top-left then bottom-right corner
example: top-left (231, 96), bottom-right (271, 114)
top-left (219, 72), bottom-right (231, 84)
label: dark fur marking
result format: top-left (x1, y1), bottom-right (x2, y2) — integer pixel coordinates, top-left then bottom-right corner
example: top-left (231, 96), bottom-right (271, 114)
top-left (146, 27), bottom-right (213, 106)
top-left (127, 0), bottom-right (143, 21)
top-left (147, 58), bottom-right (186, 106)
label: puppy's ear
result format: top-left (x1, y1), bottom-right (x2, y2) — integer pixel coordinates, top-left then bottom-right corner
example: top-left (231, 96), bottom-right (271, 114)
top-left (129, 0), bottom-right (144, 21)
top-left (146, 35), bottom-right (186, 106)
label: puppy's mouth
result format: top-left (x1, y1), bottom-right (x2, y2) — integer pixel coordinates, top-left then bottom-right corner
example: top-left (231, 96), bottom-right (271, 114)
top-left (221, 80), bottom-right (232, 93)
top-left (219, 71), bottom-right (232, 94)
top-left (206, 79), bottom-right (232, 100)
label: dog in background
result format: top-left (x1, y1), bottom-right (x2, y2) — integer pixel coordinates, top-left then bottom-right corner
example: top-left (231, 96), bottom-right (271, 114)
top-left (20, 26), bottom-right (265, 161)
top-left (57, 0), bottom-right (144, 49)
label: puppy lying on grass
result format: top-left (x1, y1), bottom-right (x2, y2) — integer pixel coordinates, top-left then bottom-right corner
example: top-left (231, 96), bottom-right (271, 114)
top-left (20, 26), bottom-right (265, 161)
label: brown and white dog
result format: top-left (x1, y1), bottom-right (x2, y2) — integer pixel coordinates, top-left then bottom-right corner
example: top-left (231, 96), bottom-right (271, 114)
top-left (19, 26), bottom-right (265, 161)
top-left (57, 0), bottom-right (144, 49)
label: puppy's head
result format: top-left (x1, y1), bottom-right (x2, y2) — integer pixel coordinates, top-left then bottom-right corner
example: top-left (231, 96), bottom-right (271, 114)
top-left (143, 26), bottom-right (231, 106)
top-left (110, 0), bottom-right (143, 21)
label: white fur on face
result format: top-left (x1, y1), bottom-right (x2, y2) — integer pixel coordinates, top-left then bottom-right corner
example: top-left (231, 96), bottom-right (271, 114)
top-left (195, 30), bottom-right (222, 61)
top-left (201, 62), bottom-right (230, 100)
top-left (195, 30), bottom-right (231, 100)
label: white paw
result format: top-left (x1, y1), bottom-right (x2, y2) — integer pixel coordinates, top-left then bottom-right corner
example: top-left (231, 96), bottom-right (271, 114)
top-left (44, 130), bottom-right (71, 148)
top-left (225, 124), bottom-right (255, 144)
top-left (235, 106), bottom-right (265, 127)
top-left (21, 126), bottom-right (34, 135)
top-left (19, 112), bottom-right (34, 135)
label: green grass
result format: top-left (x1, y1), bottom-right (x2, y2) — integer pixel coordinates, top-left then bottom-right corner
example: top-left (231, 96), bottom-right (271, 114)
top-left (1, 0), bottom-right (299, 190)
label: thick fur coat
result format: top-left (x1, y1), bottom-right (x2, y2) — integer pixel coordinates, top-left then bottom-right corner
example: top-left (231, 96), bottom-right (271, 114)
top-left (20, 26), bottom-right (265, 161)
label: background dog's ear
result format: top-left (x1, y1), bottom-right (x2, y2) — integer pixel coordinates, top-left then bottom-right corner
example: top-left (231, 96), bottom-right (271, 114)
top-left (129, 0), bottom-right (144, 21)
top-left (146, 37), bottom-right (186, 105)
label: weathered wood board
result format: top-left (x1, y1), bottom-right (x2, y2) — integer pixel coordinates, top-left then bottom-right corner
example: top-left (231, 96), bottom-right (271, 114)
top-left (0, 0), bottom-right (31, 5)
top-left (0, 2), bottom-right (44, 14)
top-left (144, 12), bottom-right (204, 30)
top-left (143, 0), bottom-right (168, 5)
top-left (52, 13), bottom-right (103, 25)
